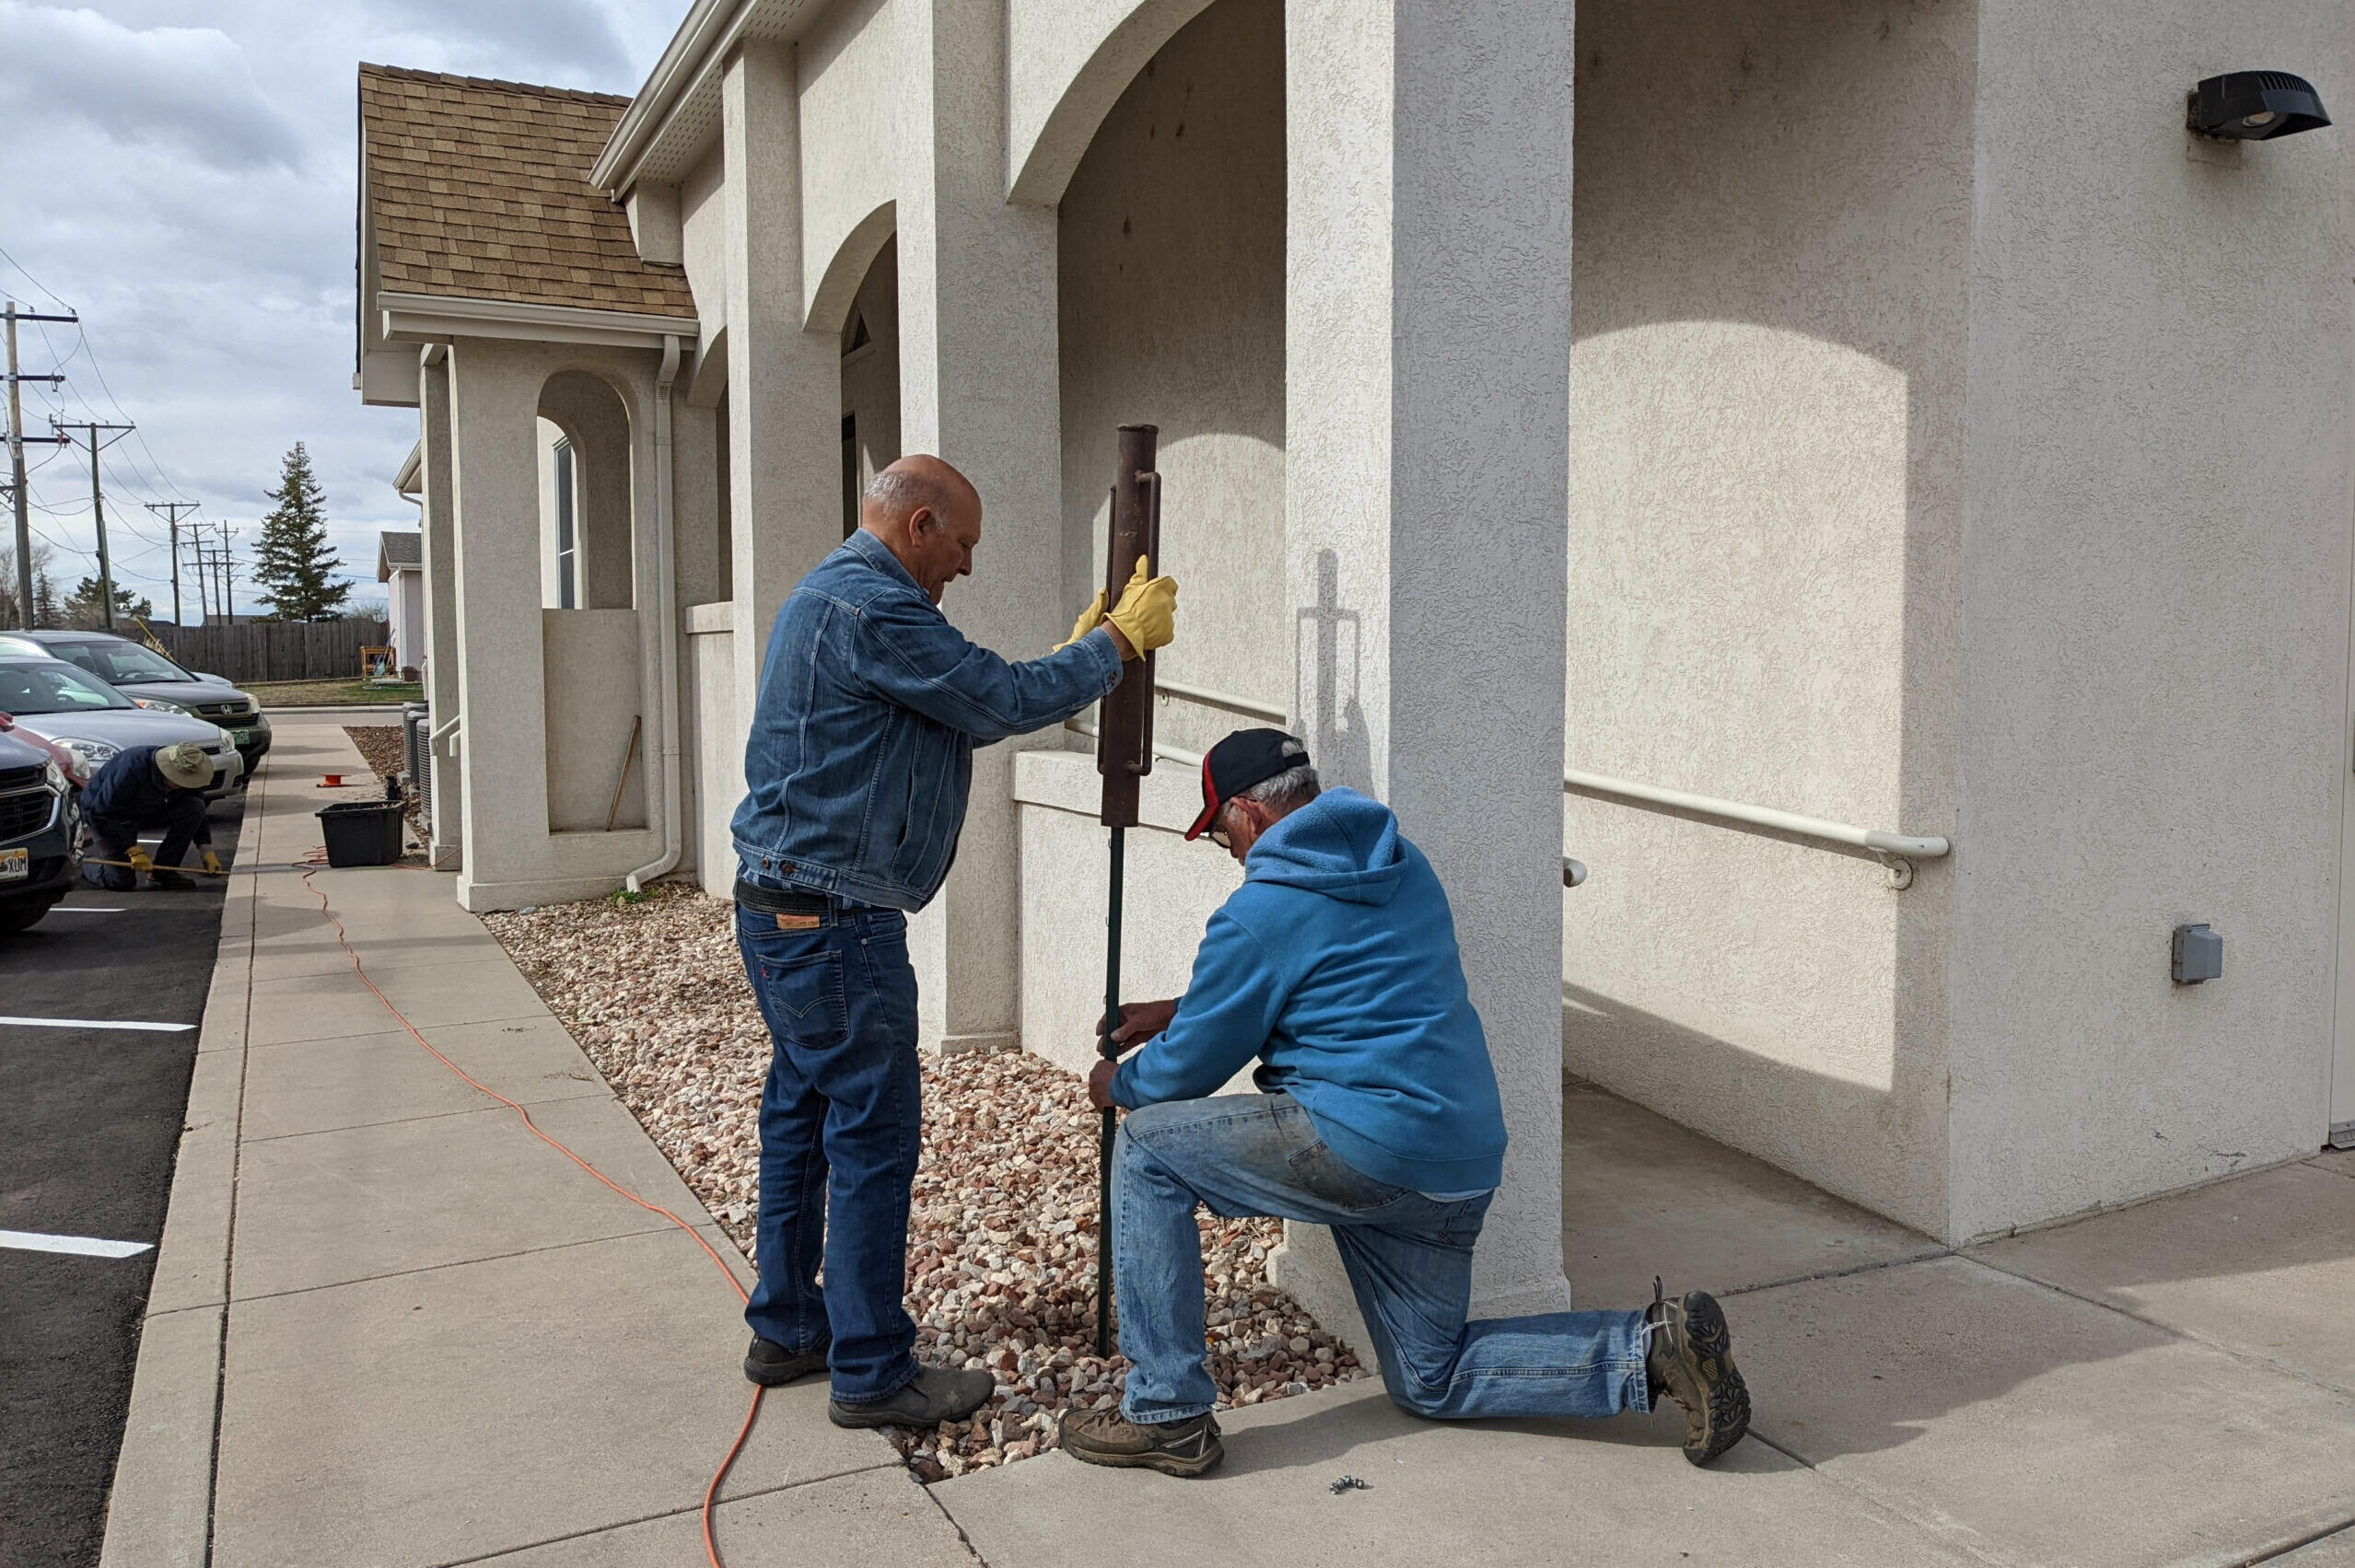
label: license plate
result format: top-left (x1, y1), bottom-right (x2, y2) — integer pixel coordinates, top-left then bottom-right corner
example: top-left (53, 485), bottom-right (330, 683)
top-left (0, 848), bottom-right (25, 883)
top-left (231, 728), bottom-right (255, 746)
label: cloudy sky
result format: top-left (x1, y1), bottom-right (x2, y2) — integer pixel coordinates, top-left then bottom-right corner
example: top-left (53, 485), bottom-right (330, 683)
top-left (1, 0), bottom-right (684, 622)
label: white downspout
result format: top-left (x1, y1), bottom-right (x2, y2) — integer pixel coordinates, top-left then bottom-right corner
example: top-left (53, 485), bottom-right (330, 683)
top-left (627, 332), bottom-right (685, 891)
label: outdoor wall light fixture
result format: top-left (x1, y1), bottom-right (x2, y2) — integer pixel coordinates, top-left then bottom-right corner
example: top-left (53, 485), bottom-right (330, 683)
top-left (2186, 71), bottom-right (2330, 141)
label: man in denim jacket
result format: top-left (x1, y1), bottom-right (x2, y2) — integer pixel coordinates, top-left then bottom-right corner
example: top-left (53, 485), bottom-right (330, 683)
top-left (732, 454), bottom-right (1176, 1430)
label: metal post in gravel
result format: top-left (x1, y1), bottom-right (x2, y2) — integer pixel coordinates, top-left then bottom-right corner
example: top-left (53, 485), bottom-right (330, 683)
top-left (1093, 424), bottom-right (1160, 1359)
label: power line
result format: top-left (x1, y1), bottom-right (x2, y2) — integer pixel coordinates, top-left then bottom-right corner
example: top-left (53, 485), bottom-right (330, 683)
top-left (147, 501), bottom-right (200, 628)
top-left (52, 420), bottom-right (134, 632)
top-left (7, 300), bottom-right (78, 629)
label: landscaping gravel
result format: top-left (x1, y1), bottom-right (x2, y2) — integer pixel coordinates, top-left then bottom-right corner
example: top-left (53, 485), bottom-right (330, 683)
top-left (484, 883), bottom-right (1367, 1477)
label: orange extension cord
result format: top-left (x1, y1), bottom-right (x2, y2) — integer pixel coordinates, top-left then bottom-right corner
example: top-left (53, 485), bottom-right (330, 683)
top-left (298, 864), bottom-right (760, 1568)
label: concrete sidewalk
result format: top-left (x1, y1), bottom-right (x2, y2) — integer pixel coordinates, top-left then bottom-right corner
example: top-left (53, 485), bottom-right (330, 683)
top-left (100, 718), bottom-right (969, 1568)
top-left (100, 718), bottom-right (2355, 1567)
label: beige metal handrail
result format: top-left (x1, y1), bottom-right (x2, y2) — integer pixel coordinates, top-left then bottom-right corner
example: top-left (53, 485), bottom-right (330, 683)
top-left (1563, 768), bottom-right (1949, 888)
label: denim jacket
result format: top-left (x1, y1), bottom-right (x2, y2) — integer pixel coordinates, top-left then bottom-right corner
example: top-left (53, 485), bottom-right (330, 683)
top-left (730, 529), bottom-right (1125, 911)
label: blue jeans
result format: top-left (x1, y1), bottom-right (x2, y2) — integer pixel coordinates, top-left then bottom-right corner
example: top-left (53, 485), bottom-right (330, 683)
top-left (735, 896), bottom-right (922, 1404)
top-left (85, 796), bottom-right (208, 890)
top-left (1114, 1092), bottom-right (1651, 1423)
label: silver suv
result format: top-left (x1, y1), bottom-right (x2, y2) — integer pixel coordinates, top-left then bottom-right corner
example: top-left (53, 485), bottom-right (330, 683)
top-left (0, 631), bottom-right (271, 784)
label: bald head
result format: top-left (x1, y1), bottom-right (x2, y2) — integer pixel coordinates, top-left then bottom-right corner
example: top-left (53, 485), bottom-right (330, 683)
top-left (860, 454), bottom-right (983, 604)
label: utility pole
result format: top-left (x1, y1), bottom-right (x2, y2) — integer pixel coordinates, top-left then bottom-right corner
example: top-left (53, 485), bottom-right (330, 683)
top-left (52, 419), bottom-right (134, 630)
top-left (146, 500), bottom-right (198, 627)
top-left (6, 300), bottom-right (77, 629)
top-left (214, 524), bottom-right (239, 627)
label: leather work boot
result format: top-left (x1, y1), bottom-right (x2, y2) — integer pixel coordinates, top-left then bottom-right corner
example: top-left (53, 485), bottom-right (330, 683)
top-left (828, 1365), bottom-right (995, 1429)
top-left (742, 1337), bottom-right (829, 1387)
top-left (146, 868), bottom-right (196, 890)
top-left (1645, 1277), bottom-right (1751, 1466)
top-left (1057, 1407), bottom-right (1224, 1477)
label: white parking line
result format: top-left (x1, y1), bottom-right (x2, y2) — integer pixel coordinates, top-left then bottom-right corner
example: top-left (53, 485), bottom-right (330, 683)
top-left (44, 907), bottom-right (124, 914)
top-left (0, 1229), bottom-right (155, 1259)
top-left (0, 1016), bottom-right (196, 1032)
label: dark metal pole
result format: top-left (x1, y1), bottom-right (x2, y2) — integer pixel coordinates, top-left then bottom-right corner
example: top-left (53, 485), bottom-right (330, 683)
top-left (1093, 424), bottom-right (1160, 1360)
top-left (1097, 823), bottom-right (1125, 1357)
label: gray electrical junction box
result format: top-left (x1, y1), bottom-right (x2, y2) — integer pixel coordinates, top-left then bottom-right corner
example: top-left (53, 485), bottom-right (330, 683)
top-left (2172, 923), bottom-right (2223, 984)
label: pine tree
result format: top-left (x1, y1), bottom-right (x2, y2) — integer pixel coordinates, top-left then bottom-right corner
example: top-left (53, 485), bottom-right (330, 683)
top-left (251, 442), bottom-right (351, 621)
top-left (64, 576), bottom-right (152, 628)
top-left (32, 570), bottom-right (59, 629)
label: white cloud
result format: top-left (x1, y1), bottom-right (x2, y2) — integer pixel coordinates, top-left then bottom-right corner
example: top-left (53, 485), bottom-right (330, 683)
top-left (0, 5), bottom-right (302, 171)
top-left (0, 0), bottom-right (681, 621)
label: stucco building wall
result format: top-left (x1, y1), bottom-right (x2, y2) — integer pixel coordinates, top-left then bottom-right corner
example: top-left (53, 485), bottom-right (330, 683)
top-left (796, 0), bottom-right (898, 327)
top-left (1055, 0), bottom-right (1288, 757)
top-left (1949, 0), bottom-right (2355, 1238)
top-left (1559, 0), bottom-right (1974, 1236)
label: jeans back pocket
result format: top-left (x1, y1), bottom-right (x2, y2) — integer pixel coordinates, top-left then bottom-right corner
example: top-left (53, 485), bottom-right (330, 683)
top-left (754, 947), bottom-right (850, 1049)
top-left (1286, 1138), bottom-right (1410, 1214)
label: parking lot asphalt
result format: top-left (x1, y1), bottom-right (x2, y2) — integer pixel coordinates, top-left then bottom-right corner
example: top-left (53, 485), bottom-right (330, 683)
top-left (0, 795), bottom-right (245, 1568)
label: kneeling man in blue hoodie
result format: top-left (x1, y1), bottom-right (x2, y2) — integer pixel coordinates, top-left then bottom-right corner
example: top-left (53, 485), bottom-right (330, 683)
top-left (1057, 729), bottom-right (1751, 1477)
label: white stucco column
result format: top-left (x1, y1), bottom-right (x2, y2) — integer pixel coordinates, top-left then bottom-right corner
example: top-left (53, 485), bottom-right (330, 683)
top-left (895, 0), bottom-right (1065, 1056)
top-left (417, 347), bottom-right (463, 872)
top-left (722, 40), bottom-right (842, 828)
top-left (1275, 0), bottom-right (1575, 1326)
top-left (443, 339), bottom-right (556, 912)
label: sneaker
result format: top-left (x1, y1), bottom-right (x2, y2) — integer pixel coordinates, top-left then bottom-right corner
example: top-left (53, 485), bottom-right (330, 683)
top-left (827, 1365), bottom-right (995, 1429)
top-left (1645, 1277), bottom-right (1750, 1465)
top-left (1057, 1407), bottom-right (1225, 1477)
top-left (146, 869), bottom-right (195, 890)
top-left (743, 1336), bottom-right (828, 1387)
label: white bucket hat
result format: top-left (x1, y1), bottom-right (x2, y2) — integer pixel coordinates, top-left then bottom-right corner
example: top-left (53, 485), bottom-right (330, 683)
top-left (156, 741), bottom-right (216, 790)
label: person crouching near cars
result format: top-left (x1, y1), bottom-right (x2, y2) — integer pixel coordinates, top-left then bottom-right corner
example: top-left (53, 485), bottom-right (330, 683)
top-left (1063, 729), bottom-right (1752, 1476)
top-left (82, 741), bottom-right (221, 890)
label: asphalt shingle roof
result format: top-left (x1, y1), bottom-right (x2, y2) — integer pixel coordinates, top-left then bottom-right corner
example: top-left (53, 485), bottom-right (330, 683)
top-left (358, 64), bottom-right (694, 319)
top-left (378, 530), bottom-right (423, 578)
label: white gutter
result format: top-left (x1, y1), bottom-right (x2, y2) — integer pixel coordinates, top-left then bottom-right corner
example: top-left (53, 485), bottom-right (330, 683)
top-left (627, 333), bottom-right (686, 892)
top-left (589, 0), bottom-right (745, 192)
top-left (1563, 768), bottom-right (1950, 887)
top-left (378, 292), bottom-right (697, 352)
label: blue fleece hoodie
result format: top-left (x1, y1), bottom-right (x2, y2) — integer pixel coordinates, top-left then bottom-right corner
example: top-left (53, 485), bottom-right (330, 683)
top-left (1108, 786), bottom-right (1508, 1194)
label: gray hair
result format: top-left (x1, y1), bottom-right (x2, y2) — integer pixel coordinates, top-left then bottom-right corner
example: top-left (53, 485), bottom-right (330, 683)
top-left (1235, 761), bottom-right (1320, 814)
top-left (864, 466), bottom-right (943, 521)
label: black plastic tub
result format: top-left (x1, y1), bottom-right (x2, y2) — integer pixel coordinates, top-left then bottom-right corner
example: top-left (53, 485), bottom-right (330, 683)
top-left (317, 801), bottom-right (405, 868)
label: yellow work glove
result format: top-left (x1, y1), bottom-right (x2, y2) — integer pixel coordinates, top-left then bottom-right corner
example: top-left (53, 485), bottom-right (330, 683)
top-left (1104, 557), bottom-right (1178, 656)
top-left (1055, 591), bottom-right (1107, 652)
top-left (202, 850), bottom-right (224, 876)
top-left (126, 844), bottom-right (155, 876)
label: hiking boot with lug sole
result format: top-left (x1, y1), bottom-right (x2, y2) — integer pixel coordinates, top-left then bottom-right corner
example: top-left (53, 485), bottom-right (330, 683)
top-left (1646, 1276), bottom-right (1751, 1465)
top-left (743, 1336), bottom-right (828, 1387)
top-left (828, 1365), bottom-right (995, 1429)
top-left (1058, 1407), bottom-right (1224, 1477)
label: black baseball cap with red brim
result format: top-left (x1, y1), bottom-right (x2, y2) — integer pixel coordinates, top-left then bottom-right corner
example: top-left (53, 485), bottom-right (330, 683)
top-left (1184, 728), bottom-right (1312, 841)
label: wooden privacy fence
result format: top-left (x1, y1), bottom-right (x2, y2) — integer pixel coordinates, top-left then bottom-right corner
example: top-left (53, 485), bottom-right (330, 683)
top-left (152, 620), bottom-right (391, 685)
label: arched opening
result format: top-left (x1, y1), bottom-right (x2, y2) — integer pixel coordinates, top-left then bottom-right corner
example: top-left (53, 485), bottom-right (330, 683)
top-left (839, 237), bottom-right (901, 535)
top-left (1056, 0), bottom-right (1285, 754)
top-left (532, 367), bottom-right (647, 833)
top-left (535, 370), bottom-right (635, 610)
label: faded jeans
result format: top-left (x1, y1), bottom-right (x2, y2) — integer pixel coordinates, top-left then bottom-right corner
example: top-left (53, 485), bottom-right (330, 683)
top-left (1114, 1092), bottom-right (1651, 1424)
top-left (735, 895), bottom-right (923, 1404)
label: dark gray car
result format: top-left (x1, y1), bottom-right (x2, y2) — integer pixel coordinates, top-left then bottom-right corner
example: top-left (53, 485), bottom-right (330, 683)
top-left (0, 631), bottom-right (271, 784)
top-left (0, 724), bottom-right (78, 933)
